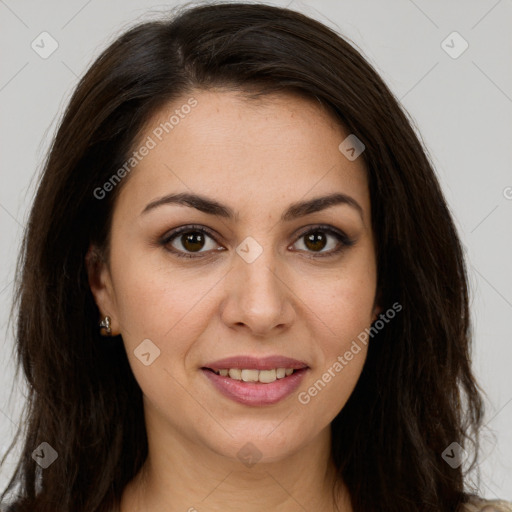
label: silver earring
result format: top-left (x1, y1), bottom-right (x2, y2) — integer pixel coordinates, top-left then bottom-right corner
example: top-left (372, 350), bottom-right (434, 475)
top-left (99, 316), bottom-right (112, 336)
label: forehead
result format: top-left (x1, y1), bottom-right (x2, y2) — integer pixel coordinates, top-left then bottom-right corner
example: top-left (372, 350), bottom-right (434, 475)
top-left (115, 89), bottom-right (369, 219)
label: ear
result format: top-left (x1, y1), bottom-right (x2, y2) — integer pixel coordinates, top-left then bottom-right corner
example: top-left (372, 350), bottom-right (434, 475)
top-left (85, 244), bottom-right (120, 336)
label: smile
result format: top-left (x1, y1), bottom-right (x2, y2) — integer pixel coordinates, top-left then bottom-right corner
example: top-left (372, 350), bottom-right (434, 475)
top-left (209, 367), bottom-right (295, 383)
top-left (201, 367), bottom-right (309, 406)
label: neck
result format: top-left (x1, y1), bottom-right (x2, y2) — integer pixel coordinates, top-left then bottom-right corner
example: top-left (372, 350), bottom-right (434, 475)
top-left (120, 409), bottom-right (351, 512)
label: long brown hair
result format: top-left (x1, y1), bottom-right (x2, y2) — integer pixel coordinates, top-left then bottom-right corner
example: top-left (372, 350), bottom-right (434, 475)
top-left (1, 2), bottom-right (483, 511)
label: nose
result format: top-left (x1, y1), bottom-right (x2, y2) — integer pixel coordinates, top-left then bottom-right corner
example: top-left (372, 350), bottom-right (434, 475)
top-left (220, 243), bottom-right (295, 337)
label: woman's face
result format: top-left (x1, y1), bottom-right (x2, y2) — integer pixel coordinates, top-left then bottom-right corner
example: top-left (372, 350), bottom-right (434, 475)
top-left (89, 89), bottom-right (379, 463)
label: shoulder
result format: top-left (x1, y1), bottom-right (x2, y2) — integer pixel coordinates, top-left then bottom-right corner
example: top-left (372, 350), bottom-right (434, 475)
top-left (459, 495), bottom-right (512, 512)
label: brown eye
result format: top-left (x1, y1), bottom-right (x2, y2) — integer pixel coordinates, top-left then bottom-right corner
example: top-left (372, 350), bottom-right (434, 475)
top-left (160, 225), bottom-right (222, 259)
top-left (303, 231), bottom-right (328, 252)
top-left (160, 224), bottom-right (354, 260)
top-left (179, 231), bottom-right (206, 252)
top-left (292, 226), bottom-right (355, 257)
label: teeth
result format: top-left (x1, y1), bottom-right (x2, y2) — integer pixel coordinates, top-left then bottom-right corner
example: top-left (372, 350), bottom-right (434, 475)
top-left (241, 369), bottom-right (259, 382)
top-left (214, 367), bottom-right (298, 383)
top-left (228, 369), bottom-right (242, 380)
top-left (258, 369), bottom-right (276, 383)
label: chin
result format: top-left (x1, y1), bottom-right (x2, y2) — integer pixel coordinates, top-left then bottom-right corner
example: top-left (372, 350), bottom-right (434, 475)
top-left (200, 425), bottom-right (309, 466)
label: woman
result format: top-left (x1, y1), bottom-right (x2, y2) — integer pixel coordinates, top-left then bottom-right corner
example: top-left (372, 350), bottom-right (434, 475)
top-left (1, 2), bottom-right (510, 511)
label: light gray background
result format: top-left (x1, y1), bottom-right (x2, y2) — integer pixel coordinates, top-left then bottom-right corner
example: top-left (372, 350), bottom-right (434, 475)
top-left (1, 0), bottom-right (511, 502)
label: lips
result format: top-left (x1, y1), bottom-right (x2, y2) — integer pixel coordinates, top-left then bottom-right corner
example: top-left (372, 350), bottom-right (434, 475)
top-left (201, 355), bottom-right (310, 406)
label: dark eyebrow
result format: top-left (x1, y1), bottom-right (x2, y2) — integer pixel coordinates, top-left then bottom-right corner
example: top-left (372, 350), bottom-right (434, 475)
top-left (141, 192), bottom-right (239, 220)
top-left (141, 192), bottom-right (364, 222)
top-left (282, 193), bottom-right (363, 222)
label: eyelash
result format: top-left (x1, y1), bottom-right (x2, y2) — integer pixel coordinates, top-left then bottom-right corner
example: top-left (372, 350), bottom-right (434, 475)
top-left (159, 224), bottom-right (355, 260)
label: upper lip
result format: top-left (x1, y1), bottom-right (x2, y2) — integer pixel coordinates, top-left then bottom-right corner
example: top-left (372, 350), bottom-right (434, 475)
top-left (203, 355), bottom-right (309, 371)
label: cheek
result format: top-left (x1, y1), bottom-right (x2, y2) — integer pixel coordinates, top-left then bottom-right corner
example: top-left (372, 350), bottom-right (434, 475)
top-left (296, 290), bottom-right (371, 427)
top-left (311, 261), bottom-right (377, 352)
top-left (110, 261), bottom-right (217, 411)
top-left (297, 258), bottom-right (376, 412)
top-left (110, 250), bottom-right (223, 366)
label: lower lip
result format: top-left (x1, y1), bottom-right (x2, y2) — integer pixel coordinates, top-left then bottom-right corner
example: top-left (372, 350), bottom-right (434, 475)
top-left (201, 368), bottom-right (308, 406)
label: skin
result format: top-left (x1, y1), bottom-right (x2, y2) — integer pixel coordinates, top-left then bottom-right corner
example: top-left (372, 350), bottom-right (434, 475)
top-left (87, 88), bottom-right (380, 512)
